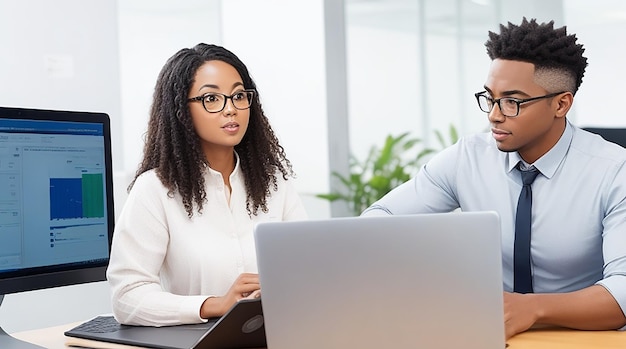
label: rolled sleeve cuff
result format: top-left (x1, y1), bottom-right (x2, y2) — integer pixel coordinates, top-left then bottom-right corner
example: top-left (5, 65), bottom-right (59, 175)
top-left (596, 275), bottom-right (626, 331)
top-left (361, 204), bottom-right (393, 216)
top-left (180, 295), bottom-right (213, 324)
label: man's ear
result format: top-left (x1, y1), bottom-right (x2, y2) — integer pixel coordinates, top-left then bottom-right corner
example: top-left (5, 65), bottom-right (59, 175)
top-left (555, 92), bottom-right (573, 118)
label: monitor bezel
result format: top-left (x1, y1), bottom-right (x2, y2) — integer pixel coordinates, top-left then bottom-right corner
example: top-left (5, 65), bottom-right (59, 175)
top-left (0, 106), bottom-right (115, 294)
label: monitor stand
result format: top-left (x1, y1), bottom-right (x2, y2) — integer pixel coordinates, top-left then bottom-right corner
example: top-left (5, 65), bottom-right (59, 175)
top-left (0, 295), bottom-right (45, 349)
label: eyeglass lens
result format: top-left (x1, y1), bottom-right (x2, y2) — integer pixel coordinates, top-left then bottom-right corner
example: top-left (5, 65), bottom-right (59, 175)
top-left (203, 91), bottom-right (253, 112)
top-left (477, 95), bottom-right (518, 117)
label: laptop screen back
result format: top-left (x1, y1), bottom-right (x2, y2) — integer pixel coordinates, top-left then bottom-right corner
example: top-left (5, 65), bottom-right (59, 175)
top-left (254, 212), bottom-right (505, 349)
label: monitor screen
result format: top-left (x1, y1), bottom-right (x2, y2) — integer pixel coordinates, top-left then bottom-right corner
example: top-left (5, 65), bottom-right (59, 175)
top-left (0, 106), bottom-right (114, 348)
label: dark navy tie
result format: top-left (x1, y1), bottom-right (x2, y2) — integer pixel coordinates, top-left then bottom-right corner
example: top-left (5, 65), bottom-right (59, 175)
top-left (514, 165), bottom-right (540, 294)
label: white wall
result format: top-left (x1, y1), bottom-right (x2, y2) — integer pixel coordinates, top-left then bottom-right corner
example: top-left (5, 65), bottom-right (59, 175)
top-left (0, 0), bottom-right (121, 333)
top-left (564, 0), bottom-right (626, 127)
top-left (117, 0), bottom-right (222, 174)
top-left (220, 0), bottom-right (331, 219)
top-left (115, 0), bottom-right (223, 214)
top-left (0, 0), bottom-right (124, 173)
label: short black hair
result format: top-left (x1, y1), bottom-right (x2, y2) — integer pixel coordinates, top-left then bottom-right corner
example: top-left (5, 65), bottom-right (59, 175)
top-left (485, 17), bottom-right (588, 94)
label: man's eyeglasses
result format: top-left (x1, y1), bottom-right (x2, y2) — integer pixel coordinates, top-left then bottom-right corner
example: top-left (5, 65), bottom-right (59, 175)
top-left (188, 89), bottom-right (255, 113)
top-left (474, 91), bottom-right (565, 117)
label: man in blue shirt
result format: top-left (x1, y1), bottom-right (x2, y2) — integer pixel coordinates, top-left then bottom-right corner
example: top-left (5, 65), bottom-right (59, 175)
top-left (362, 18), bottom-right (626, 339)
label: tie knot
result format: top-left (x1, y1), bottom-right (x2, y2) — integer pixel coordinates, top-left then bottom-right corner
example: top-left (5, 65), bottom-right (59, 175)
top-left (520, 166), bottom-right (540, 186)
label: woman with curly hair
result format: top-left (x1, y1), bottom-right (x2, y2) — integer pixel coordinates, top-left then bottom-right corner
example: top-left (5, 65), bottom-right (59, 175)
top-left (107, 43), bottom-right (307, 326)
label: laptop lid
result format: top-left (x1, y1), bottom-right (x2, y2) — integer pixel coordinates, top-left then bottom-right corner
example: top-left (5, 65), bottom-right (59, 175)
top-left (64, 298), bottom-right (266, 349)
top-left (254, 212), bottom-right (505, 349)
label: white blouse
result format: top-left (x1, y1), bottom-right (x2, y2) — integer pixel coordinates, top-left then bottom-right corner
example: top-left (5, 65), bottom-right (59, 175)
top-left (107, 161), bottom-right (307, 326)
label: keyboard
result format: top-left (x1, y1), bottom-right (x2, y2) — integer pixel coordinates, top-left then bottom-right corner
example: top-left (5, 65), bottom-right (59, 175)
top-left (70, 315), bottom-right (121, 333)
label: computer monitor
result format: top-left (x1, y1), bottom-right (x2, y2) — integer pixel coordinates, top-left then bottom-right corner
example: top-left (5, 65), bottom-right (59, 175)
top-left (0, 106), bottom-right (115, 348)
top-left (582, 127), bottom-right (626, 148)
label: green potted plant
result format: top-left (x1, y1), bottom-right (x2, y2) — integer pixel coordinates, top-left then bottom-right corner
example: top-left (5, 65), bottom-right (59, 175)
top-left (317, 125), bottom-right (459, 216)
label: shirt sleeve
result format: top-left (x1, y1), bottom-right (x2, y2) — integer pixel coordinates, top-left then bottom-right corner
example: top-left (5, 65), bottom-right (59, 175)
top-left (361, 139), bottom-right (463, 216)
top-left (280, 177), bottom-right (308, 221)
top-left (107, 173), bottom-right (208, 326)
top-left (595, 161), bottom-right (626, 326)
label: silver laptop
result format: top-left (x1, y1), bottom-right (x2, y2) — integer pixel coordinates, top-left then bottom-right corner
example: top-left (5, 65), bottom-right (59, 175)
top-left (254, 211), bottom-right (505, 349)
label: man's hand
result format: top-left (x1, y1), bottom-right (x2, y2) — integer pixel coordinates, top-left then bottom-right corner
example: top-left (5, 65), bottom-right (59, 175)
top-left (503, 285), bottom-right (626, 339)
top-left (503, 291), bottom-right (539, 339)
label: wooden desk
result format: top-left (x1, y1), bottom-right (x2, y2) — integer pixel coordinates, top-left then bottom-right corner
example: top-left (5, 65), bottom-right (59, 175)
top-left (13, 322), bottom-right (146, 349)
top-left (13, 322), bottom-right (626, 349)
top-left (507, 327), bottom-right (626, 349)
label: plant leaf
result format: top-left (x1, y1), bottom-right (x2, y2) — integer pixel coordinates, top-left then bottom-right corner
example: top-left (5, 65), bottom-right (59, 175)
top-left (315, 126), bottom-right (459, 216)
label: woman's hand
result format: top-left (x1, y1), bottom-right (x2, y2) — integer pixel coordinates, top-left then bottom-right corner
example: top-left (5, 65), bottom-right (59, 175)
top-left (244, 289), bottom-right (261, 299)
top-left (200, 273), bottom-right (260, 319)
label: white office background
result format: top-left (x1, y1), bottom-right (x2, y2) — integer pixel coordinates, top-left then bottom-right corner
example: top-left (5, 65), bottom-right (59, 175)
top-left (0, 0), bottom-right (625, 333)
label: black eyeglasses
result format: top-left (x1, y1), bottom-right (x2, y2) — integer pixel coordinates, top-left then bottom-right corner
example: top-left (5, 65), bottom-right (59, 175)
top-left (474, 91), bottom-right (565, 117)
top-left (188, 89), bottom-right (255, 113)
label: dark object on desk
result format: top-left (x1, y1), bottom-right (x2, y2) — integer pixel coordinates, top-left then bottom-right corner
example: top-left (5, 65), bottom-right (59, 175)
top-left (583, 127), bottom-right (626, 148)
top-left (64, 298), bottom-right (266, 349)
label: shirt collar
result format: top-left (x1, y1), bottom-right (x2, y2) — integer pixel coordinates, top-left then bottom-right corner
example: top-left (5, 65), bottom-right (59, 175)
top-left (506, 121), bottom-right (573, 179)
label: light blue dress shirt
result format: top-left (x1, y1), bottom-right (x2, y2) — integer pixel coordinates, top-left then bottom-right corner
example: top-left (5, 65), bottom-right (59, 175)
top-left (362, 121), bottom-right (626, 316)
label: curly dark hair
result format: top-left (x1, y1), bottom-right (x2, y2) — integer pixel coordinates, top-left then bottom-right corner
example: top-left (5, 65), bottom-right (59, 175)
top-left (130, 43), bottom-right (294, 218)
top-left (485, 17), bottom-right (588, 94)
